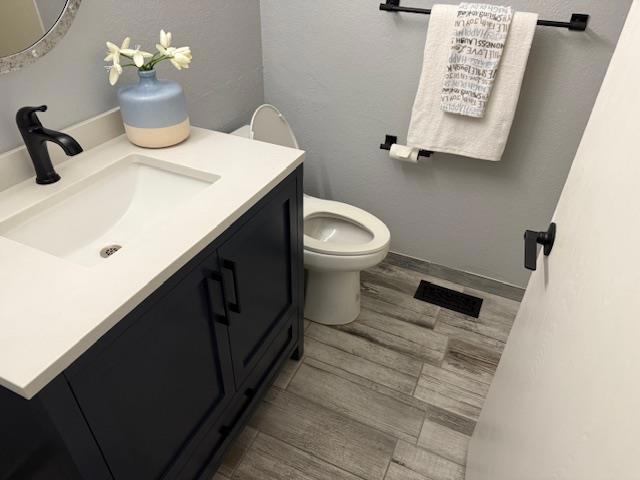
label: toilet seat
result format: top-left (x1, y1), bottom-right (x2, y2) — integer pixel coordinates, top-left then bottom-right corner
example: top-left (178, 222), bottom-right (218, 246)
top-left (251, 104), bottom-right (300, 149)
top-left (304, 197), bottom-right (390, 256)
top-left (246, 105), bottom-right (390, 258)
top-left (236, 105), bottom-right (392, 325)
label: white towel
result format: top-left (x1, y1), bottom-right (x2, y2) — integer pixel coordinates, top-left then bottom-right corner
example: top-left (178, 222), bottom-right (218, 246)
top-left (407, 4), bottom-right (538, 161)
top-left (441, 3), bottom-right (513, 118)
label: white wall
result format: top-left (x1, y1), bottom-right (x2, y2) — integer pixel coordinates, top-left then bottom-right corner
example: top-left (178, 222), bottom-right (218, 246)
top-left (0, 0), bottom-right (263, 156)
top-left (467, 3), bottom-right (640, 477)
top-left (260, 0), bottom-right (631, 286)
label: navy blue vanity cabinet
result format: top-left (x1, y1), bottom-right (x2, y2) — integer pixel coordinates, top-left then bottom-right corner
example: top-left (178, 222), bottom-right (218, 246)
top-left (64, 251), bottom-right (236, 480)
top-left (218, 180), bottom-right (299, 388)
top-left (0, 166), bottom-right (303, 480)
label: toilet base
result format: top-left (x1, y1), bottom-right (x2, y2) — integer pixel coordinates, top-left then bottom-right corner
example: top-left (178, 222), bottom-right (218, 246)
top-left (304, 269), bottom-right (361, 325)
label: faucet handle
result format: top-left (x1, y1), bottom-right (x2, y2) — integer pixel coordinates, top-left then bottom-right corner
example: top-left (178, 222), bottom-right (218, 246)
top-left (16, 105), bottom-right (48, 128)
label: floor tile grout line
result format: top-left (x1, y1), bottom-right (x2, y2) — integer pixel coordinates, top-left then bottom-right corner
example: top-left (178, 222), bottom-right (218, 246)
top-left (301, 356), bottom-right (430, 412)
top-left (439, 362), bottom-right (494, 387)
top-left (333, 325), bottom-right (447, 367)
top-left (439, 323), bottom-right (452, 368)
top-left (410, 368), bottom-right (420, 397)
top-left (441, 357), bottom-right (499, 380)
top-left (444, 345), bottom-right (503, 365)
top-left (294, 361), bottom-right (422, 441)
top-left (245, 427), bottom-right (372, 480)
top-left (417, 385), bottom-right (487, 415)
top-left (265, 382), bottom-right (424, 453)
top-left (301, 342), bottom-right (420, 389)
top-left (416, 364), bottom-right (490, 415)
top-left (303, 331), bottom-right (423, 379)
top-left (436, 317), bottom-right (511, 345)
top-left (420, 370), bottom-right (488, 399)
top-left (392, 438), bottom-right (467, 479)
top-left (360, 308), bottom-right (439, 332)
top-left (419, 400), bottom-right (479, 436)
top-left (358, 300), bottom-right (443, 334)
top-left (414, 409), bottom-right (428, 447)
top-left (256, 392), bottom-right (396, 480)
top-left (347, 321), bottom-right (447, 357)
top-left (360, 289), bottom-right (439, 324)
top-left (414, 415), bottom-right (474, 466)
top-left (382, 438), bottom-right (399, 479)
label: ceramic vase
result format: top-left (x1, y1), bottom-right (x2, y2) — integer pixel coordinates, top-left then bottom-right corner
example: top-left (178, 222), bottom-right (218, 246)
top-left (117, 70), bottom-right (190, 148)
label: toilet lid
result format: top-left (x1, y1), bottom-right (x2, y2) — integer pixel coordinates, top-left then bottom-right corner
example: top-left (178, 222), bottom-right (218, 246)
top-left (304, 197), bottom-right (391, 256)
top-left (250, 104), bottom-right (299, 149)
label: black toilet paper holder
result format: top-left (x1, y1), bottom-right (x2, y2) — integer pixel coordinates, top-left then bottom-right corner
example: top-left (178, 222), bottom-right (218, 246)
top-left (380, 135), bottom-right (433, 159)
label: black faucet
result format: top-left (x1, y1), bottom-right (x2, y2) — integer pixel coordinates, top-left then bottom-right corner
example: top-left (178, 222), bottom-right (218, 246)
top-left (16, 105), bottom-right (83, 185)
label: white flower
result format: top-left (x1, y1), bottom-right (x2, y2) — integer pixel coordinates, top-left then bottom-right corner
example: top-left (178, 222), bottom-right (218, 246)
top-left (121, 45), bottom-right (153, 68)
top-left (156, 44), bottom-right (192, 70)
top-left (104, 37), bottom-right (130, 65)
top-left (103, 30), bottom-right (193, 85)
top-left (107, 63), bottom-right (123, 86)
top-left (104, 37), bottom-right (129, 85)
top-left (171, 47), bottom-right (192, 70)
top-left (160, 29), bottom-right (172, 49)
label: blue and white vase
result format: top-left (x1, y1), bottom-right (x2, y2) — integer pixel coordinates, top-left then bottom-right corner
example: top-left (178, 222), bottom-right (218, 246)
top-left (117, 70), bottom-right (190, 148)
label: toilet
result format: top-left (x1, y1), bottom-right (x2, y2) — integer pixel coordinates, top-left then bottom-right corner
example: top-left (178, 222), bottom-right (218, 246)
top-left (232, 105), bottom-right (390, 325)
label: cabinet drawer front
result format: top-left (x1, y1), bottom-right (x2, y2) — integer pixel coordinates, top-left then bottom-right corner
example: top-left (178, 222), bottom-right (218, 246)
top-left (66, 261), bottom-right (234, 480)
top-left (219, 177), bottom-right (299, 387)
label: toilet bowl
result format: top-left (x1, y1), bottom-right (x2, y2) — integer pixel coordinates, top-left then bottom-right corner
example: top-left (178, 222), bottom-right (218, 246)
top-left (232, 105), bottom-right (391, 325)
top-left (303, 195), bottom-right (390, 324)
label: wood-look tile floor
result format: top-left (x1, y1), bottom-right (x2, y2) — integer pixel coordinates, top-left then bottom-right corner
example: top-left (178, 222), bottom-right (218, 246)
top-left (213, 255), bottom-right (520, 480)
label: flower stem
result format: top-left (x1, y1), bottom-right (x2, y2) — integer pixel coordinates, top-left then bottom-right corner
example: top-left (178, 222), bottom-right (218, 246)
top-left (147, 55), bottom-right (170, 69)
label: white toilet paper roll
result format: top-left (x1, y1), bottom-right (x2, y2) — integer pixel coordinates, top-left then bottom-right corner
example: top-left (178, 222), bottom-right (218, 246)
top-left (389, 144), bottom-right (420, 163)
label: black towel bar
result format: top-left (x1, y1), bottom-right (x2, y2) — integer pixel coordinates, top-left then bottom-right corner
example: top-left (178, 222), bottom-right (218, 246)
top-left (380, 135), bottom-right (433, 159)
top-left (379, 1), bottom-right (590, 31)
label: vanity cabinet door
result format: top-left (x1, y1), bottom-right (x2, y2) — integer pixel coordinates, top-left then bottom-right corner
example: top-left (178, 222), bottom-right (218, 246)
top-left (218, 175), bottom-right (300, 388)
top-left (65, 255), bottom-right (235, 480)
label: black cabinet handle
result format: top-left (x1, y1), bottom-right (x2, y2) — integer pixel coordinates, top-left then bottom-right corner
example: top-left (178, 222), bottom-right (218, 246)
top-left (222, 260), bottom-right (241, 314)
top-left (205, 272), bottom-right (229, 325)
top-left (524, 223), bottom-right (557, 271)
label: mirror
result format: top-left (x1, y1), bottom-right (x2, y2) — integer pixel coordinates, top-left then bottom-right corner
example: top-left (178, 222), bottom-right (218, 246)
top-left (0, 0), bottom-right (81, 74)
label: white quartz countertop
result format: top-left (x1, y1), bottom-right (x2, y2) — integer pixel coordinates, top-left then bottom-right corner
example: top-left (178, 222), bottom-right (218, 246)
top-left (0, 127), bottom-right (304, 399)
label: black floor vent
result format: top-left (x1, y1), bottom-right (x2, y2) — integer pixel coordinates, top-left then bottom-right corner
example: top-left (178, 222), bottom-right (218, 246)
top-left (414, 281), bottom-right (483, 318)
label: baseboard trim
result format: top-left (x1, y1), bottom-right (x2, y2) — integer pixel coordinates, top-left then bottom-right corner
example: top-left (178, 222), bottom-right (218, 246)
top-left (386, 251), bottom-right (525, 302)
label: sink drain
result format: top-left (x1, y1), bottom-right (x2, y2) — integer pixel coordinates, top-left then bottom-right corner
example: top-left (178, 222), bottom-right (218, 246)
top-left (100, 245), bottom-right (122, 258)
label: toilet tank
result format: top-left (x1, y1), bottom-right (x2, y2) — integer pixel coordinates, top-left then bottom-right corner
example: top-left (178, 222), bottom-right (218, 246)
top-left (230, 125), bottom-right (251, 138)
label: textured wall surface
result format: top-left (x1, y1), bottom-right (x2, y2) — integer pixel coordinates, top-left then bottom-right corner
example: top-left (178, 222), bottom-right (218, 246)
top-left (0, 0), bottom-right (263, 153)
top-left (469, 5), bottom-right (640, 477)
top-left (260, 0), bottom-right (632, 286)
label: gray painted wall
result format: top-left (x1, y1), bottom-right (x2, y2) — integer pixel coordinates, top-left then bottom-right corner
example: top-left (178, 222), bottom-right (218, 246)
top-left (0, 0), bottom-right (263, 153)
top-left (260, 0), bottom-right (631, 286)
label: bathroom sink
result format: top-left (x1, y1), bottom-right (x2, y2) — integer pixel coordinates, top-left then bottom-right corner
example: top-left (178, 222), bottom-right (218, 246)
top-left (0, 155), bottom-right (219, 266)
